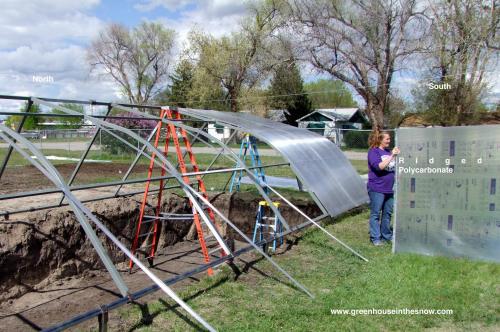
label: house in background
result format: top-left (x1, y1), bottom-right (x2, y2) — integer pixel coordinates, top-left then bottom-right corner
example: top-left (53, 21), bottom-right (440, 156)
top-left (207, 122), bottom-right (231, 142)
top-left (296, 108), bottom-right (369, 144)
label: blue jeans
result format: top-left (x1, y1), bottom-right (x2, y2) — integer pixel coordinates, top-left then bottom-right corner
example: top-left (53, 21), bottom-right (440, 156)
top-left (368, 190), bottom-right (394, 243)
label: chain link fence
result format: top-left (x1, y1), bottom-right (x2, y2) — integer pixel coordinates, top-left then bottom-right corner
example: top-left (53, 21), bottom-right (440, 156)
top-left (305, 127), bottom-right (395, 150)
top-left (1, 127), bottom-right (396, 158)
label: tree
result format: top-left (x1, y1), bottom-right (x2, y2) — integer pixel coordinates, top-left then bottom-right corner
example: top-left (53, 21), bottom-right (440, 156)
top-left (87, 22), bottom-right (175, 104)
top-left (274, 0), bottom-right (429, 130)
top-left (413, 0), bottom-right (498, 126)
top-left (101, 112), bottom-right (157, 155)
top-left (156, 59), bottom-right (195, 108)
top-left (304, 79), bottom-right (357, 109)
top-left (5, 103), bottom-right (40, 130)
top-left (188, 4), bottom-right (278, 112)
top-left (384, 93), bottom-right (408, 128)
top-left (50, 103), bottom-right (85, 129)
top-left (268, 62), bottom-right (313, 125)
top-left (156, 59), bottom-right (230, 111)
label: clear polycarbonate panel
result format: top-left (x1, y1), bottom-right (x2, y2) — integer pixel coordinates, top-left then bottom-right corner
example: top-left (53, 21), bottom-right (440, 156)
top-left (178, 108), bottom-right (369, 217)
top-left (394, 125), bottom-right (500, 262)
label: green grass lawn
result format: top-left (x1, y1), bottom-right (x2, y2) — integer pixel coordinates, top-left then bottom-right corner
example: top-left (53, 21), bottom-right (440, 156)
top-left (116, 210), bottom-right (499, 331)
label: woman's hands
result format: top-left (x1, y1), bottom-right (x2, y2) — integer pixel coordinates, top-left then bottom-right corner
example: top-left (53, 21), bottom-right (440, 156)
top-left (378, 147), bottom-right (400, 170)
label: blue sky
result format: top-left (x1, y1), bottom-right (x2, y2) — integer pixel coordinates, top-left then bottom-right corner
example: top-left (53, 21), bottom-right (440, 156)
top-left (0, 0), bottom-right (498, 115)
top-left (0, 0), bottom-right (250, 114)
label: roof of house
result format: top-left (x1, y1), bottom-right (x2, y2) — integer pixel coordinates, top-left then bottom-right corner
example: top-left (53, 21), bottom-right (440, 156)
top-left (297, 108), bottom-right (364, 122)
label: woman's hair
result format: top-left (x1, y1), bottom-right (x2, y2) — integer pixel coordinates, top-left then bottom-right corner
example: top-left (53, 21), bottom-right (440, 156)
top-left (368, 129), bottom-right (390, 148)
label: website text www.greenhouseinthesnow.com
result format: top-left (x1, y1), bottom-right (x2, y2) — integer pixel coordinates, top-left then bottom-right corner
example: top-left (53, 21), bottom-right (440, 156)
top-left (330, 308), bottom-right (454, 316)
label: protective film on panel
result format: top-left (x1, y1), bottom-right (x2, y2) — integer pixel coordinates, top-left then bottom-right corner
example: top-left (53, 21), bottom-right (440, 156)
top-left (394, 125), bottom-right (500, 262)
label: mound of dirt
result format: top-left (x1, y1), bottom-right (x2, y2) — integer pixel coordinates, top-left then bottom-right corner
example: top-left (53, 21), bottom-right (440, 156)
top-left (0, 192), bottom-right (321, 302)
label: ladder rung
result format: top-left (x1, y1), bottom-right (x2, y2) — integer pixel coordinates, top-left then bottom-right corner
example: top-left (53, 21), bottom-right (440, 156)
top-left (255, 223), bottom-right (275, 228)
top-left (208, 247), bottom-right (222, 254)
top-left (160, 213), bottom-right (194, 217)
top-left (138, 231), bottom-right (154, 238)
top-left (144, 215), bottom-right (194, 221)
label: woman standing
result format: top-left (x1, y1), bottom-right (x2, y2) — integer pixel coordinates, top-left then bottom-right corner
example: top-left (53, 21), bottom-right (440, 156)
top-left (367, 130), bottom-right (400, 246)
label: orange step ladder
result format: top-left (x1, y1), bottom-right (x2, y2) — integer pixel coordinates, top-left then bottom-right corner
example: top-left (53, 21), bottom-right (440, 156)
top-left (129, 107), bottom-right (224, 275)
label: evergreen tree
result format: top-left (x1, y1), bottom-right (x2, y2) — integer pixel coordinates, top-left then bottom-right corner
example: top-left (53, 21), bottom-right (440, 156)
top-left (269, 63), bottom-right (312, 126)
top-left (156, 59), bottom-right (194, 107)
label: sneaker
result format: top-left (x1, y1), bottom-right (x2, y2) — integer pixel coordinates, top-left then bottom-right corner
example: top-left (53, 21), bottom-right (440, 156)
top-left (372, 241), bottom-right (384, 246)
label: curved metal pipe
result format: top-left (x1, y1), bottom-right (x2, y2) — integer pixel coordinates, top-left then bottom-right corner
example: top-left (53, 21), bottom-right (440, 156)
top-left (0, 125), bottom-right (217, 332)
top-left (111, 103), bottom-right (291, 231)
top-left (32, 98), bottom-right (313, 299)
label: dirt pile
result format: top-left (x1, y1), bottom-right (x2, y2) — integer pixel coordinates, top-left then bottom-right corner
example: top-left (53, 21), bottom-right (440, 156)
top-left (0, 192), bottom-right (321, 302)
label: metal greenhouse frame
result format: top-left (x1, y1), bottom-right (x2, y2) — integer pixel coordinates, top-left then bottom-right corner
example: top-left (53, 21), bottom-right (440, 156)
top-left (0, 94), bottom-right (368, 331)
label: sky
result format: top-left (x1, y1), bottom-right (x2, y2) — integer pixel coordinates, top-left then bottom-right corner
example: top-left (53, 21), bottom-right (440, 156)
top-left (0, 0), bottom-right (250, 114)
top-left (0, 0), bottom-right (498, 115)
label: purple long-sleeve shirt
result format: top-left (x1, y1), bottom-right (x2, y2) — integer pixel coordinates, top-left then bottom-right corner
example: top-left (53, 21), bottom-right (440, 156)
top-left (367, 147), bottom-right (395, 194)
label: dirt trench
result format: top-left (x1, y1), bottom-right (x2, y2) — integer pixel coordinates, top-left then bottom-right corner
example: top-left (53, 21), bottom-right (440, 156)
top-left (0, 192), bottom-right (321, 303)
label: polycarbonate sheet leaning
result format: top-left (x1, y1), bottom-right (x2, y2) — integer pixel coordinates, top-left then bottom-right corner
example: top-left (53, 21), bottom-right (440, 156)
top-left (394, 126), bottom-right (500, 263)
top-left (178, 108), bottom-right (369, 217)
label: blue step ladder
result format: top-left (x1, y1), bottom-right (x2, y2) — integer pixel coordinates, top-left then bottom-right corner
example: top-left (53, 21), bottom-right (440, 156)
top-left (229, 134), bottom-right (268, 193)
top-left (253, 201), bottom-right (283, 252)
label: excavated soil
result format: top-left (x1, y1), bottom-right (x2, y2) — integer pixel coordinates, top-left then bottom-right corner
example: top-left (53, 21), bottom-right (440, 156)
top-left (0, 187), bottom-right (321, 331)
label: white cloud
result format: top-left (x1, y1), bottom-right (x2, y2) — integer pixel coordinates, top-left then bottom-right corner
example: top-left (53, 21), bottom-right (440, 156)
top-left (0, 46), bottom-right (88, 78)
top-left (0, 0), bottom-right (252, 108)
top-left (0, 1), bottom-right (103, 49)
top-left (156, 0), bottom-right (249, 44)
top-left (134, 0), bottom-right (194, 12)
top-left (0, 0), bottom-right (123, 108)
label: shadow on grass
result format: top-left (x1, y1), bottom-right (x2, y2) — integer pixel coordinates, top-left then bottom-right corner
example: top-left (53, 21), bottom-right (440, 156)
top-left (237, 253), bottom-right (311, 297)
top-left (127, 276), bottom-right (230, 332)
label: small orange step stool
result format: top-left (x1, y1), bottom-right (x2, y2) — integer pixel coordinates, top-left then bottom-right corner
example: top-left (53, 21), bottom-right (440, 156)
top-left (129, 107), bottom-right (225, 275)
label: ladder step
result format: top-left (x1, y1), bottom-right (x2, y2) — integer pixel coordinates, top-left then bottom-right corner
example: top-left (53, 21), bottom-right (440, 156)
top-left (208, 247), bottom-right (222, 254)
top-left (160, 213), bottom-right (194, 217)
top-left (144, 214), bottom-right (194, 221)
top-left (255, 223), bottom-right (276, 228)
top-left (138, 231), bottom-right (154, 238)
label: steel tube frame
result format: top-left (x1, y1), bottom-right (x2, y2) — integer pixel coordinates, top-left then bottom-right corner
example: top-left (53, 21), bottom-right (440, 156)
top-left (0, 125), bottom-right (130, 298)
top-left (118, 105), bottom-right (368, 263)
top-left (41, 213), bottom-right (328, 332)
top-left (113, 120), bottom-right (208, 197)
top-left (0, 124), bottom-right (218, 332)
top-left (0, 111), bottom-right (209, 123)
top-left (111, 104), bottom-right (292, 232)
top-left (112, 122), bottom-right (162, 197)
top-left (58, 105), bottom-right (113, 206)
top-left (0, 162), bottom-right (290, 204)
top-left (31, 98), bottom-right (315, 308)
top-left (31, 98), bottom-right (232, 257)
top-left (177, 109), bottom-right (332, 217)
top-left (110, 104), bottom-right (238, 196)
top-left (0, 94), bottom-right (367, 330)
top-left (0, 100), bottom-right (32, 180)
